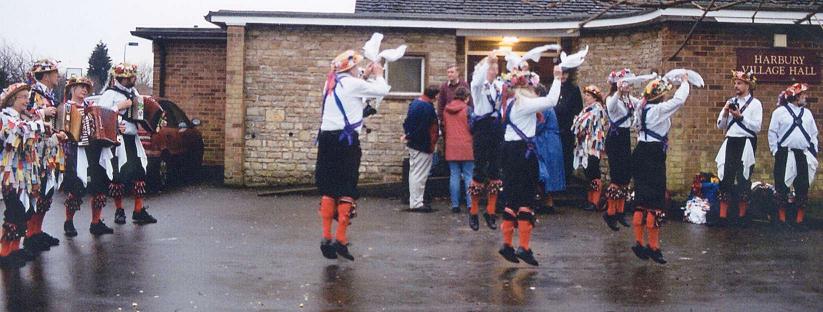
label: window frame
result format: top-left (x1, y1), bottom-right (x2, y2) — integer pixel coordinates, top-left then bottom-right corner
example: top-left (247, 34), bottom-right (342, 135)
top-left (384, 54), bottom-right (427, 98)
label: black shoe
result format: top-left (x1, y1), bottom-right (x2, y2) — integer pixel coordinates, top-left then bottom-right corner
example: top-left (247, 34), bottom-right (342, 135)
top-left (469, 214), bottom-right (480, 231)
top-left (582, 203), bottom-right (597, 212)
top-left (647, 247), bottom-right (667, 264)
top-left (89, 220), bottom-right (114, 236)
top-left (132, 209), bottom-right (158, 224)
top-left (41, 232), bottom-right (59, 246)
top-left (64, 220), bottom-right (78, 237)
top-left (716, 218), bottom-right (728, 227)
top-left (603, 213), bottom-right (620, 231)
top-left (23, 235), bottom-right (49, 252)
top-left (616, 212), bottom-right (630, 227)
top-left (18, 248), bottom-right (37, 261)
top-left (0, 252), bottom-right (26, 270)
top-left (483, 213), bottom-right (498, 230)
top-left (498, 245), bottom-right (519, 263)
top-left (451, 206), bottom-right (460, 214)
top-left (631, 243), bottom-right (649, 260)
top-left (320, 239), bottom-right (337, 259)
top-left (737, 216), bottom-right (750, 228)
top-left (515, 247), bottom-right (539, 266)
top-left (332, 241), bottom-right (354, 261)
top-left (114, 208), bottom-right (126, 224)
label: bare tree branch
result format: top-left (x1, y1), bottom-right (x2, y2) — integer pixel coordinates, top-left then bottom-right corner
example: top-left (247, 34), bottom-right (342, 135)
top-left (668, 0), bottom-right (717, 62)
top-left (794, 3), bottom-right (823, 24)
top-left (580, 0), bottom-right (627, 28)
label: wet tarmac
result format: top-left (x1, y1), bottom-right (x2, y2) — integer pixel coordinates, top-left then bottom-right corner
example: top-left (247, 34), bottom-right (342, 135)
top-left (1, 184), bottom-right (821, 311)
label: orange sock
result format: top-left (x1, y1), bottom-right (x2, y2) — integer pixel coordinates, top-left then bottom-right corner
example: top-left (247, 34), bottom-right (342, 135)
top-left (617, 198), bottom-right (625, 214)
top-left (517, 219), bottom-right (532, 250)
top-left (778, 207), bottom-right (787, 222)
top-left (66, 207), bottom-right (76, 221)
top-left (10, 239), bottom-right (20, 252)
top-left (606, 199), bottom-right (618, 216)
top-left (134, 197), bottom-right (144, 213)
top-left (719, 200), bottom-right (728, 219)
top-left (738, 201), bottom-right (748, 218)
top-left (470, 193), bottom-right (480, 215)
top-left (335, 201), bottom-right (353, 245)
top-left (796, 208), bottom-right (805, 224)
top-left (0, 241), bottom-right (11, 257)
top-left (501, 219), bottom-right (515, 247)
top-left (646, 211), bottom-right (659, 250)
top-left (592, 191), bottom-right (601, 206)
top-left (632, 210), bottom-right (645, 245)
top-left (91, 206), bottom-right (102, 224)
top-left (114, 196), bottom-right (123, 210)
top-left (26, 215), bottom-right (39, 237)
top-left (318, 196), bottom-right (336, 240)
top-left (486, 192), bottom-right (498, 215)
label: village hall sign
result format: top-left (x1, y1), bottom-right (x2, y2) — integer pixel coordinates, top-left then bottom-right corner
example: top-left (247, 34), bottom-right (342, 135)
top-left (737, 48), bottom-right (820, 84)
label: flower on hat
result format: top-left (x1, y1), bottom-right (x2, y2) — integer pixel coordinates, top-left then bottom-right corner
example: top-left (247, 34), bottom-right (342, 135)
top-left (784, 82), bottom-right (808, 97)
top-left (30, 59), bottom-right (60, 74)
top-left (731, 69), bottom-right (757, 89)
top-left (608, 68), bottom-right (634, 84)
top-left (584, 85), bottom-right (604, 103)
top-left (643, 78), bottom-right (673, 102)
top-left (110, 63), bottom-right (138, 78)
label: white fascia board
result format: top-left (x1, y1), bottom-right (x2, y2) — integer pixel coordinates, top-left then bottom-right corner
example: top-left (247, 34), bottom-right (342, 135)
top-left (209, 9), bottom-right (821, 30)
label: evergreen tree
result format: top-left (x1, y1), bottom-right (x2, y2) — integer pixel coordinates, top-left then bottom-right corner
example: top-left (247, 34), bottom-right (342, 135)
top-left (87, 41), bottom-right (112, 93)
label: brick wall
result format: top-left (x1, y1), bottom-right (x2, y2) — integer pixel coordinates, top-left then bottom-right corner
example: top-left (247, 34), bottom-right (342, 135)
top-left (578, 23), bottom-right (822, 196)
top-left (241, 25), bottom-right (456, 186)
top-left (152, 40), bottom-right (226, 166)
top-left (224, 26), bottom-right (247, 185)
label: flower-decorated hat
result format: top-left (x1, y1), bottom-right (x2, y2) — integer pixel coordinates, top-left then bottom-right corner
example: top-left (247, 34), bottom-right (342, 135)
top-left (30, 59), bottom-right (59, 74)
top-left (332, 50), bottom-right (364, 73)
top-left (608, 68), bottom-right (635, 85)
top-left (731, 69), bottom-right (757, 89)
top-left (0, 83), bottom-right (31, 108)
top-left (110, 63), bottom-right (138, 78)
top-left (643, 78), bottom-right (673, 102)
top-left (784, 82), bottom-right (808, 97)
top-left (583, 85), bottom-right (604, 103)
top-left (64, 75), bottom-right (95, 99)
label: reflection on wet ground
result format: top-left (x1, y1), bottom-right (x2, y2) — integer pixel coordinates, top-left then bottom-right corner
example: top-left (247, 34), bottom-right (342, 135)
top-left (1, 184), bottom-right (820, 310)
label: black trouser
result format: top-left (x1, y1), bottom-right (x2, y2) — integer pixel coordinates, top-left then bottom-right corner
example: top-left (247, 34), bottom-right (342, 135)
top-left (114, 135), bottom-right (147, 186)
top-left (773, 147), bottom-right (810, 204)
top-left (502, 141), bottom-right (538, 208)
top-left (2, 191), bottom-right (28, 241)
top-left (560, 132), bottom-right (575, 181)
top-left (471, 117), bottom-right (503, 183)
top-left (315, 130), bottom-right (362, 199)
top-left (584, 156), bottom-right (601, 181)
top-left (85, 142), bottom-right (111, 195)
top-left (632, 141), bottom-right (667, 209)
top-left (719, 137), bottom-right (756, 199)
top-left (606, 127), bottom-right (632, 185)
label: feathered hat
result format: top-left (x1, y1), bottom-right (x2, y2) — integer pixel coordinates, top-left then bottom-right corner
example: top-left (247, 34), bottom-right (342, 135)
top-left (64, 75), bottom-right (94, 99)
top-left (731, 69), bottom-right (757, 89)
top-left (0, 83), bottom-right (31, 108)
top-left (332, 50), bottom-right (364, 74)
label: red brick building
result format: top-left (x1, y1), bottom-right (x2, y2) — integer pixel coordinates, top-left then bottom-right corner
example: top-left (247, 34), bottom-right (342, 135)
top-left (132, 0), bottom-right (823, 196)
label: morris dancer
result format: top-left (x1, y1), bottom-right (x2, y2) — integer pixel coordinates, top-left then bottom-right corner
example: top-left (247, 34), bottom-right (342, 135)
top-left (572, 85), bottom-right (607, 213)
top-left (604, 69), bottom-right (639, 230)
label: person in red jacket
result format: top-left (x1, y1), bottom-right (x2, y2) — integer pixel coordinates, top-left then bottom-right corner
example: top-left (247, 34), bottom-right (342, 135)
top-left (442, 87), bottom-right (474, 213)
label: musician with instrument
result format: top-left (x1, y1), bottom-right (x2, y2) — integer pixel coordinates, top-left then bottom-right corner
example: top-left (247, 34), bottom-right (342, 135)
top-left (97, 63), bottom-right (157, 225)
top-left (60, 76), bottom-right (116, 236)
top-left (25, 59), bottom-right (64, 252)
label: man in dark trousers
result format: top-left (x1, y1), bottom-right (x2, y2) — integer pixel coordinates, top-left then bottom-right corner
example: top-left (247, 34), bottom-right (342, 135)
top-left (403, 85), bottom-right (440, 212)
top-left (554, 68), bottom-right (583, 182)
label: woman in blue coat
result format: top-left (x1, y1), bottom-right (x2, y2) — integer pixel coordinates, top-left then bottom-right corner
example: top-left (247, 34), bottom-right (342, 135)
top-left (534, 84), bottom-right (566, 213)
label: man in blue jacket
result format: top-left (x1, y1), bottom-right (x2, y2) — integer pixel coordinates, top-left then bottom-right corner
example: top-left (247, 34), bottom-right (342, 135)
top-left (403, 85), bottom-right (440, 212)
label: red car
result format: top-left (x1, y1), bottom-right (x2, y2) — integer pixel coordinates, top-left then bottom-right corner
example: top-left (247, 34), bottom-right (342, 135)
top-left (138, 99), bottom-right (205, 192)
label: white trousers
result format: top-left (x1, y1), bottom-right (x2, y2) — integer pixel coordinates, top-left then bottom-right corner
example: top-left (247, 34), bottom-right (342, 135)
top-left (408, 148), bottom-right (433, 209)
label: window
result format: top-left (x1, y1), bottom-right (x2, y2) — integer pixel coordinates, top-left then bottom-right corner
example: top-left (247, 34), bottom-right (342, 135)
top-left (464, 37), bottom-right (560, 86)
top-left (385, 56), bottom-right (425, 96)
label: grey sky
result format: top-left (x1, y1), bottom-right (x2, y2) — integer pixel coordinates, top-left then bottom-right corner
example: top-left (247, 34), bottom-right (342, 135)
top-left (0, 0), bottom-right (355, 74)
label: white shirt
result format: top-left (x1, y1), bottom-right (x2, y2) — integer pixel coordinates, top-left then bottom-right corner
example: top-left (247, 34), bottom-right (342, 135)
top-left (319, 74), bottom-right (390, 132)
top-left (606, 93), bottom-right (639, 128)
top-left (636, 83), bottom-right (690, 143)
top-left (504, 79), bottom-right (561, 141)
top-left (716, 93), bottom-right (762, 138)
top-left (97, 81), bottom-right (140, 135)
top-left (768, 103), bottom-right (819, 155)
top-left (470, 61), bottom-right (504, 117)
